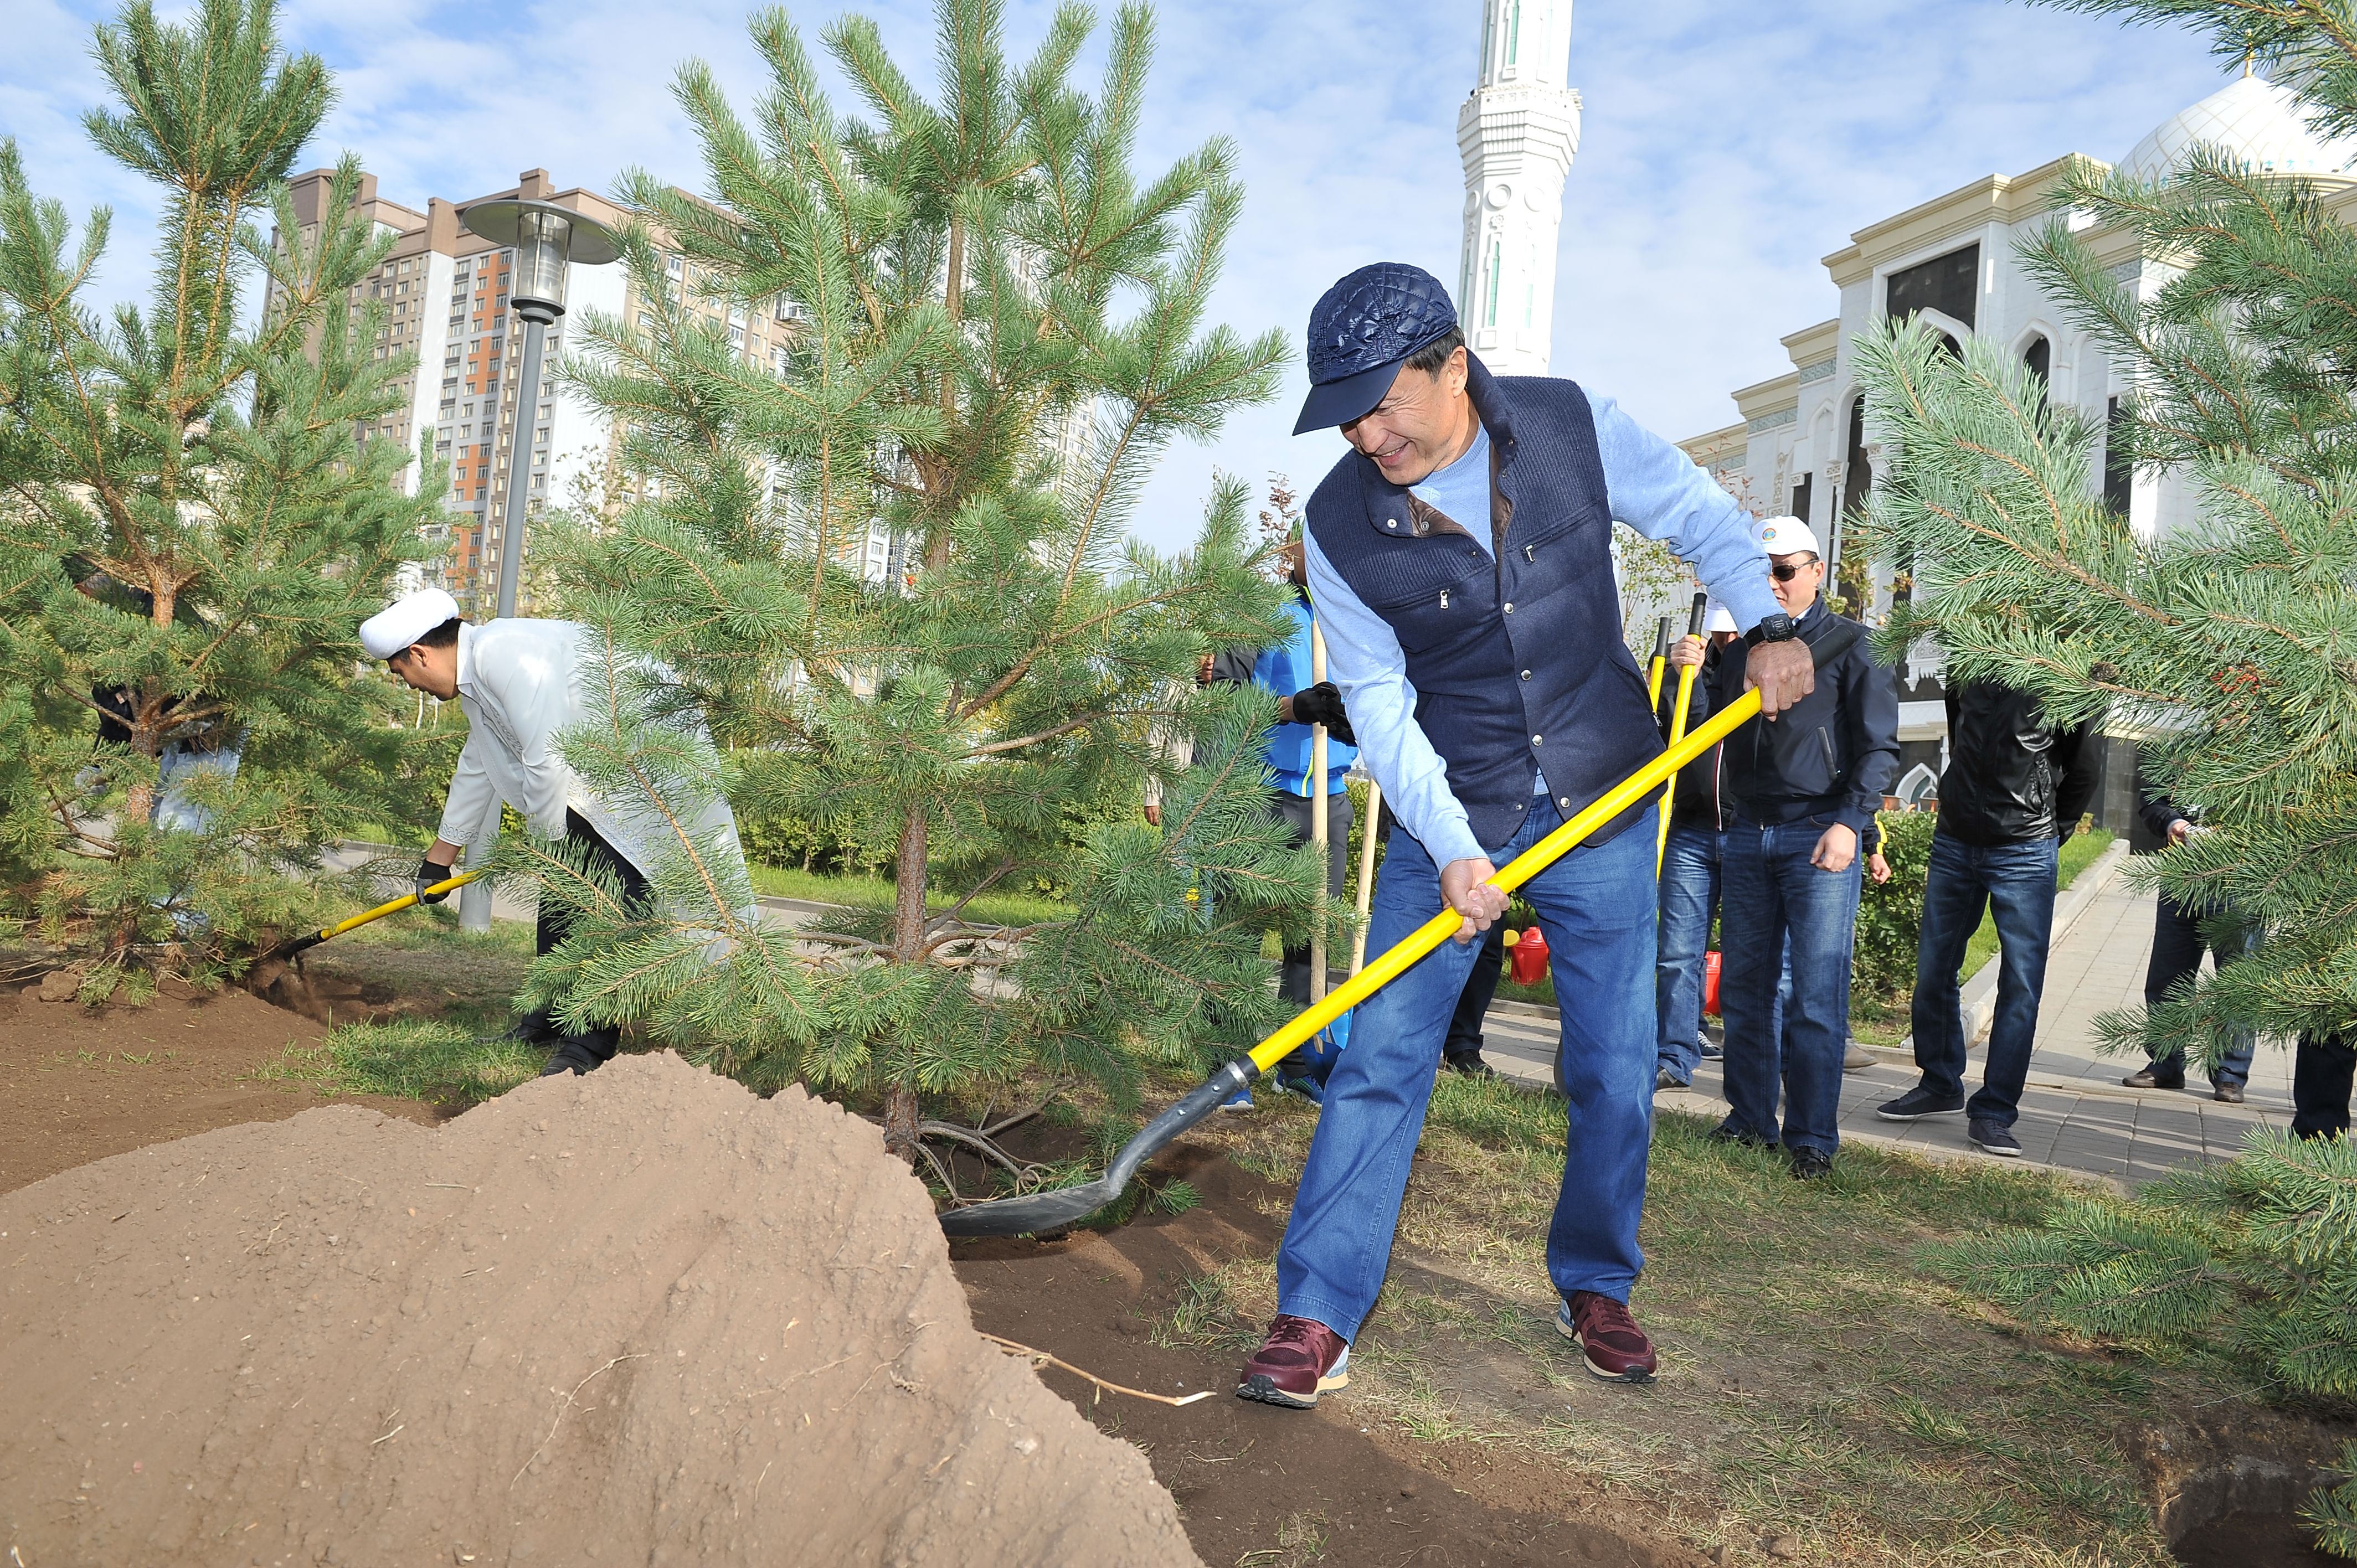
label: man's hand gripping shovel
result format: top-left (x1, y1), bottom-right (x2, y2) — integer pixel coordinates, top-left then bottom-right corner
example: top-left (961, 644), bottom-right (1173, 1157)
top-left (939, 622), bottom-right (1859, 1239)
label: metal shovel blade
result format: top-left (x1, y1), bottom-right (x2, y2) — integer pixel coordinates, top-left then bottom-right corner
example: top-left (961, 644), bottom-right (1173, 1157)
top-left (939, 1061), bottom-right (1252, 1237)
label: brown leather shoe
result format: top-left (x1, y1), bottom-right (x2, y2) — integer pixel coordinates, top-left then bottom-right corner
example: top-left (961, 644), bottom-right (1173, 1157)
top-left (2122, 1064), bottom-right (2185, 1091)
top-left (1236, 1314), bottom-right (1350, 1409)
top-left (1554, 1290), bottom-right (1657, 1383)
top-left (2214, 1082), bottom-right (2246, 1104)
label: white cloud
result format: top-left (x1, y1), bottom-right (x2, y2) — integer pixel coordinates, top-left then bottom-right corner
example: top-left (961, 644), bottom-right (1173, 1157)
top-left (4, 0), bottom-right (2231, 549)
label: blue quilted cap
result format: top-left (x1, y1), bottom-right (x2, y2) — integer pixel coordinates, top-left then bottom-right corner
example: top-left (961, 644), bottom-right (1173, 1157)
top-left (1294, 262), bottom-right (1459, 435)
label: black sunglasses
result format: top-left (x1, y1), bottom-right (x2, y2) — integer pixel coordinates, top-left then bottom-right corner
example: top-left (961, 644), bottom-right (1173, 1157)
top-left (1770, 556), bottom-right (1821, 581)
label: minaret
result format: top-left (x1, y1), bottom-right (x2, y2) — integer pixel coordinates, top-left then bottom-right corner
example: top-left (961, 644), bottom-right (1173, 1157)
top-left (1457, 0), bottom-right (1582, 375)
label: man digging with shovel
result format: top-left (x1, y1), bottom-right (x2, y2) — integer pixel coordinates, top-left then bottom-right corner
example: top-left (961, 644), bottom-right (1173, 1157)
top-left (361, 587), bottom-right (753, 1077)
top-left (1235, 264), bottom-right (1814, 1407)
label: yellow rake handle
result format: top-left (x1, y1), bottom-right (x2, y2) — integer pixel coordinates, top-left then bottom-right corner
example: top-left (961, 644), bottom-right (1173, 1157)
top-left (1243, 683), bottom-right (1769, 1075)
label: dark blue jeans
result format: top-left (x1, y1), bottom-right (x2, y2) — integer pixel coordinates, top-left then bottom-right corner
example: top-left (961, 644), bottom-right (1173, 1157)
top-left (1718, 816), bottom-right (1862, 1155)
top-left (1655, 822), bottom-right (1721, 1085)
top-left (1275, 802), bottom-right (1659, 1340)
top-left (1912, 830), bottom-right (2058, 1126)
top-left (2145, 893), bottom-right (2257, 1087)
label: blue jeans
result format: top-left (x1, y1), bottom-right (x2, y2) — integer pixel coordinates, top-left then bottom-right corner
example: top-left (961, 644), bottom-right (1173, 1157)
top-left (2145, 893), bottom-right (2257, 1087)
top-left (1912, 830), bottom-right (2058, 1126)
top-left (1655, 822), bottom-right (1720, 1085)
top-left (1719, 817), bottom-right (1862, 1155)
top-left (1276, 802), bottom-right (1659, 1340)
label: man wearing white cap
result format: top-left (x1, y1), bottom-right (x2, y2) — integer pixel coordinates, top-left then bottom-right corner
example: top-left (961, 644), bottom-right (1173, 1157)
top-left (1702, 518), bottom-right (1897, 1178)
top-left (359, 588), bottom-right (750, 1075)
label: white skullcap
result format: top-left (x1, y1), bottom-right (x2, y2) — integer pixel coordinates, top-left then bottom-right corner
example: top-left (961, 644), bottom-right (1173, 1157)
top-left (1755, 515), bottom-right (1822, 558)
top-left (359, 587), bottom-right (461, 659)
top-left (1704, 597), bottom-right (1738, 634)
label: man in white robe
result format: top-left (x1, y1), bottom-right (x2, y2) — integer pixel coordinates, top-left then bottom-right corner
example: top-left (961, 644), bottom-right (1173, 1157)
top-left (360, 588), bottom-right (751, 1075)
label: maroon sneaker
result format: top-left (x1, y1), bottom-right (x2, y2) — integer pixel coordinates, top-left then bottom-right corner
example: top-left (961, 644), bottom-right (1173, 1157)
top-left (1235, 1314), bottom-right (1351, 1409)
top-left (1555, 1290), bottom-right (1657, 1383)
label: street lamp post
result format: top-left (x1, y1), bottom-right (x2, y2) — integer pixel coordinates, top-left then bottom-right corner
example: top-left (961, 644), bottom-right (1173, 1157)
top-left (451, 197), bottom-right (619, 932)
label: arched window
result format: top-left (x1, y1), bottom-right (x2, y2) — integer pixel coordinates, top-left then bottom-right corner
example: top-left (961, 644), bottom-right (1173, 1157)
top-left (1839, 394), bottom-right (1871, 544)
top-left (2022, 334), bottom-right (2051, 416)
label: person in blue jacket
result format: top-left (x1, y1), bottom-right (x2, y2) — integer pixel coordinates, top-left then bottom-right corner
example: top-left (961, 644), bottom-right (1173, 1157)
top-left (1202, 535), bottom-right (1360, 1107)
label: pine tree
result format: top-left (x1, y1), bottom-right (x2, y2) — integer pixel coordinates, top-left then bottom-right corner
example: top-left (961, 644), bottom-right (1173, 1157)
top-left (1857, 5), bottom-right (2357, 1549)
top-left (519, 0), bottom-right (1310, 1175)
top-left (0, 0), bottom-right (445, 992)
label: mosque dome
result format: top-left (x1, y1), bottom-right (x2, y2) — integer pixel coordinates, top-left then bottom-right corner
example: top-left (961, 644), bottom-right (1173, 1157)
top-left (2118, 74), bottom-right (2357, 183)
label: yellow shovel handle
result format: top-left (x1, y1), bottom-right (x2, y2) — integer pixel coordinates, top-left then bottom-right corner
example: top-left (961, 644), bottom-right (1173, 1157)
top-left (1244, 684), bottom-right (1767, 1075)
top-left (292, 868), bottom-right (483, 951)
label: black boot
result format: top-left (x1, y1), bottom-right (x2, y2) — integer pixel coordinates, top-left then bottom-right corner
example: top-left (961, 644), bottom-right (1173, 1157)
top-left (539, 1029), bottom-right (619, 1077)
top-left (483, 1010), bottom-right (560, 1048)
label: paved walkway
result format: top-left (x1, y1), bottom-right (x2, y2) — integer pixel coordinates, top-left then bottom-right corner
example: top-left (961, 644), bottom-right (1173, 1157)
top-left (1472, 862), bottom-right (2298, 1189)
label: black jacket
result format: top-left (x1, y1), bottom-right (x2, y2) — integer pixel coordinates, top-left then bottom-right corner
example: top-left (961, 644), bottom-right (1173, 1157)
top-left (2138, 790), bottom-right (2190, 842)
top-left (1936, 681), bottom-right (2101, 845)
top-left (1659, 641), bottom-right (1736, 831)
top-left (1708, 599), bottom-right (1898, 834)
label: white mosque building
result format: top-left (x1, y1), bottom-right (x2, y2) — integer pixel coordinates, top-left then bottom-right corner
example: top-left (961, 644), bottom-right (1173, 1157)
top-left (1458, 0), bottom-right (1580, 376)
top-left (1678, 74), bottom-right (2357, 822)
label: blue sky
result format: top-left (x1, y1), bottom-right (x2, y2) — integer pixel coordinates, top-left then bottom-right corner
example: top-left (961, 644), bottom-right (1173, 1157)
top-left (4, 0), bottom-right (2227, 550)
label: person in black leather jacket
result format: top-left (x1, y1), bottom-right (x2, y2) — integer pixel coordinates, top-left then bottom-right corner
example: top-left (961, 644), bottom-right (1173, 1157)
top-left (1705, 519), bottom-right (1898, 1178)
top-left (1877, 679), bottom-right (2101, 1155)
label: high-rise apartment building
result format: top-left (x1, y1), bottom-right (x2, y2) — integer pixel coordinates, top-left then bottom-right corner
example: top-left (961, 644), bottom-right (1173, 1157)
top-left (276, 167), bottom-right (899, 611)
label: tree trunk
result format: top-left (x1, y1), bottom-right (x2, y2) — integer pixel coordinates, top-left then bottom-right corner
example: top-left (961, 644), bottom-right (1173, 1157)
top-left (882, 1080), bottom-right (922, 1164)
top-left (882, 807), bottom-right (930, 1163)
top-left (892, 806), bottom-right (929, 962)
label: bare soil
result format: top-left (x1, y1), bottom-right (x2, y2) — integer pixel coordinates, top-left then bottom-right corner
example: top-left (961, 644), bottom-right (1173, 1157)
top-left (954, 1141), bottom-right (1708, 1568)
top-left (0, 983), bottom-right (442, 1194)
top-left (0, 1053), bottom-right (1198, 1567)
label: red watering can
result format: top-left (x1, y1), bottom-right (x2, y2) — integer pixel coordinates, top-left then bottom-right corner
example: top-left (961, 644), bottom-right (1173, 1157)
top-left (1508, 924), bottom-right (1550, 986)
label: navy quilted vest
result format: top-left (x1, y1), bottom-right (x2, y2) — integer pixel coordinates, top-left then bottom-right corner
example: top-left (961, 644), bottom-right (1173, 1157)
top-left (1305, 357), bottom-right (1663, 851)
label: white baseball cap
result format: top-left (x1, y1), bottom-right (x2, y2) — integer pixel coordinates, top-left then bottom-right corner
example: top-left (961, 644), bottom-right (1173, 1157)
top-left (1704, 597), bottom-right (1738, 633)
top-left (1755, 515), bottom-right (1821, 558)
top-left (359, 587), bottom-right (462, 659)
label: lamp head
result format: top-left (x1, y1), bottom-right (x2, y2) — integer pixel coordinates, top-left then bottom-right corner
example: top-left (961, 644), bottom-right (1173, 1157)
top-left (460, 198), bottom-right (619, 323)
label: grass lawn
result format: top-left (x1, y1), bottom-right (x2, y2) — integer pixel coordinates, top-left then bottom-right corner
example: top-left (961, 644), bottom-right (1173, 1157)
top-left (1167, 1071), bottom-right (2243, 1566)
top-left (744, 863), bottom-right (1070, 927)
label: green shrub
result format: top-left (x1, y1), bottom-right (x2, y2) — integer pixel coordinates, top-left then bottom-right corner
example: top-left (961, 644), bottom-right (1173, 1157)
top-left (1854, 808), bottom-right (1935, 994)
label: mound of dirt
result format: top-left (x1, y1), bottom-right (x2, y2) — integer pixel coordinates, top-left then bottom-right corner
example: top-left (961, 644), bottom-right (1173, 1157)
top-left (0, 1053), bottom-right (1200, 1567)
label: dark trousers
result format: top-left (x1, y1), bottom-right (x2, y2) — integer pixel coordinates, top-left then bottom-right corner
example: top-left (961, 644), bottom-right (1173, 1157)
top-left (1443, 922), bottom-right (1507, 1063)
top-left (2294, 1032), bottom-right (2355, 1140)
top-left (1272, 788), bottom-right (1354, 1006)
top-left (532, 809), bottom-right (650, 1062)
top-left (1912, 831), bottom-right (2058, 1127)
top-left (2143, 893), bottom-right (2258, 1086)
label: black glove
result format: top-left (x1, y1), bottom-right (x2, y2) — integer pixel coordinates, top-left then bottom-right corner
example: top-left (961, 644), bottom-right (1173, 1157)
top-left (415, 858), bottom-right (457, 905)
top-left (1289, 682), bottom-right (1356, 746)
